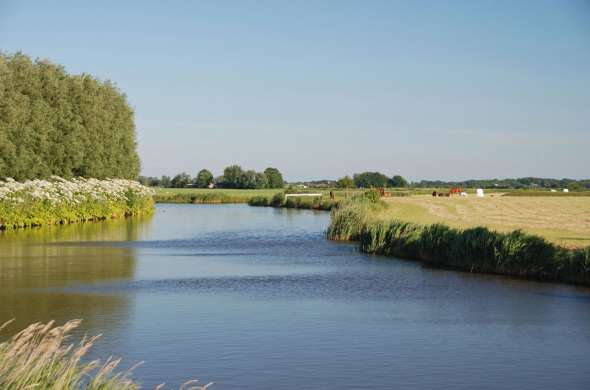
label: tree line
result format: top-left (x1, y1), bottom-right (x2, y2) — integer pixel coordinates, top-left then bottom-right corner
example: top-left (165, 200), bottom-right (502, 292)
top-left (0, 52), bottom-right (140, 180)
top-left (335, 172), bottom-right (409, 188)
top-left (139, 166), bottom-right (284, 189)
top-left (413, 177), bottom-right (590, 190)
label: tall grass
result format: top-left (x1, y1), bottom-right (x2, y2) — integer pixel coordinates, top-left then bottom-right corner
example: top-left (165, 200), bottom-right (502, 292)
top-left (327, 197), bottom-right (590, 285)
top-left (155, 192), bottom-right (255, 204)
top-left (0, 319), bottom-right (211, 390)
top-left (249, 192), bottom-right (338, 211)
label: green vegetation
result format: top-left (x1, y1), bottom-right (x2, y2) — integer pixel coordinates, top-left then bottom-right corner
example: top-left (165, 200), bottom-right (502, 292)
top-left (0, 52), bottom-right (140, 181)
top-left (327, 195), bottom-right (590, 285)
top-left (413, 177), bottom-right (590, 190)
top-left (0, 178), bottom-right (154, 230)
top-left (154, 188), bottom-right (279, 204)
top-left (0, 319), bottom-right (210, 390)
top-left (249, 192), bottom-right (337, 211)
top-left (353, 172), bottom-right (390, 188)
top-left (194, 169), bottom-right (214, 188)
top-left (337, 175), bottom-right (354, 189)
top-left (140, 165), bottom-right (284, 189)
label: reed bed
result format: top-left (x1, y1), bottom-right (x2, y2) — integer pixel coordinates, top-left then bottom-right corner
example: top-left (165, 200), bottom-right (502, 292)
top-left (0, 319), bottom-right (211, 390)
top-left (327, 196), bottom-right (590, 285)
top-left (248, 192), bottom-right (338, 211)
top-left (0, 177), bottom-right (154, 230)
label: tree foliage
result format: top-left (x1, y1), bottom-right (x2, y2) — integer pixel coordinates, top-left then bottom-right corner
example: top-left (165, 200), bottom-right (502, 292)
top-left (170, 172), bottom-right (191, 188)
top-left (353, 172), bottom-right (389, 188)
top-left (337, 175), bottom-right (354, 188)
top-left (389, 175), bottom-right (408, 187)
top-left (414, 177), bottom-right (590, 189)
top-left (0, 52), bottom-right (140, 180)
top-left (194, 169), bottom-right (213, 188)
top-left (264, 167), bottom-right (284, 189)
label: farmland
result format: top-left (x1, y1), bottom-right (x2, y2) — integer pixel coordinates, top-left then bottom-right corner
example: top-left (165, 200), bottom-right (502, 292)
top-left (378, 195), bottom-right (590, 247)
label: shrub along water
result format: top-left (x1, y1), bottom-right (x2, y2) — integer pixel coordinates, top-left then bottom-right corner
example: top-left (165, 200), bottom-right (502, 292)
top-left (327, 195), bottom-right (590, 285)
top-left (0, 177), bottom-right (154, 230)
top-left (248, 192), bottom-right (338, 211)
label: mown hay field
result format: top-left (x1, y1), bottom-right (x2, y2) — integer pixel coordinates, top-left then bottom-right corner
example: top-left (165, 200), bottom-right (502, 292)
top-left (378, 195), bottom-right (590, 247)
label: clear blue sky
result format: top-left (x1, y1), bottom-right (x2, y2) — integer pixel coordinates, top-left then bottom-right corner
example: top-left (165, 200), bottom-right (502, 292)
top-left (1, 0), bottom-right (589, 181)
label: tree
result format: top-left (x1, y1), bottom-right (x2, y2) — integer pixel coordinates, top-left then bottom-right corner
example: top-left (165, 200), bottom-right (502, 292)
top-left (0, 52), bottom-right (140, 180)
top-left (389, 175), bottom-right (408, 188)
top-left (194, 169), bottom-right (213, 188)
top-left (337, 175), bottom-right (354, 188)
top-left (353, 172), bottom-right (389, 188)
top-left (159, 175), bottom-right (172, 188)
top-left (264, 167), bottom-right (284, 188)
top-left (171, 172), bottom-right (191, 188)
top-left (218, 165), bottom-right (245, 188)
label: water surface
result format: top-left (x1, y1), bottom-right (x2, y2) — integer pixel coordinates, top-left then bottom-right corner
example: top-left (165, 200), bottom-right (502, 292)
top-left (1, 204), bottom-right (589, 389)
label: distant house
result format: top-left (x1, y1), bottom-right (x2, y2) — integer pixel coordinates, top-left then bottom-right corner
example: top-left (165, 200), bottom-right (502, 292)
top-left (208, 183), bottom-right (215, 189)
top-left (563, 188), bottom-right (569, 193)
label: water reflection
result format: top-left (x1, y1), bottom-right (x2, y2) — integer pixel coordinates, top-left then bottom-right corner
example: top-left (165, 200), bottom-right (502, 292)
top-left (0, 215), bottom-right (151, 332)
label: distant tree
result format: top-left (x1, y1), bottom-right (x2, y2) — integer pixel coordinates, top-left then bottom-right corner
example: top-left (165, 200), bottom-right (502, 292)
top-left (264, 167), bottom-right (284, 188)
top-left (194, 169), bottom-right (214, 188)
top-left (171, 173), bottom-right (191, 188)
top-left (353, 172), bottom-right (389, 188)
top-left (219, 165), bottom-right (245, 188)
top-left (337, 175), bottom-right (354, 189)
top-left (255, 172), bottom-right (269, 189)
top-left (241, 170), bottom-right (258, 189)
top-left (389, 175), bottom-right (408, 188)
top-left (159, 175), bottom-right (172, 188)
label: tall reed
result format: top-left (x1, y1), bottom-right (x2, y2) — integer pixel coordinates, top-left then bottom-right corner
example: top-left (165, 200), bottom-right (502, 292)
top-left (328, 197), bottom-right (590, 285)
top-left (0, 319), bottom-right (211, 390)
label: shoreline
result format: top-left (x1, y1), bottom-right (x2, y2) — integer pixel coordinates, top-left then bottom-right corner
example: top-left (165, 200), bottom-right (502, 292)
top-left (326, 194), bottom-right (590, 286)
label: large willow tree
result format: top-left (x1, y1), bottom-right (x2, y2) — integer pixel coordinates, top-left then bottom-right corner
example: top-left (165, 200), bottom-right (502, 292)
top-left (0, 52), bottom-right (140, 180)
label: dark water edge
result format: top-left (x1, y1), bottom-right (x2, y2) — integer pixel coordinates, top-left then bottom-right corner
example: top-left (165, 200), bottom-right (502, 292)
top-left (1, 204), bottom-right (590, 390)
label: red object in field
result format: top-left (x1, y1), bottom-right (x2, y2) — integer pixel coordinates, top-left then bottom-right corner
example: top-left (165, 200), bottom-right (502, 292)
top-left (377, 187), bottom-right (391, 197)
top-left (449, 187), bottom-right (462, 195)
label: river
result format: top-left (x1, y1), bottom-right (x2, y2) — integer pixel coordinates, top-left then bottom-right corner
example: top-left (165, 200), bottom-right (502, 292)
top-left (1, 204), bottom-right (589, 389)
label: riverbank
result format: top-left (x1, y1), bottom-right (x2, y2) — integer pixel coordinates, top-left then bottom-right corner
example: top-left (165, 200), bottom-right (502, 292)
top-left (327, 194), bottom-right (590, 286)
top-left (0, 178), bottom-right (154, 230)
top-left (379, 195), bottom-right (590, 247)
top-left (155, 188), bottom-right (357, 209)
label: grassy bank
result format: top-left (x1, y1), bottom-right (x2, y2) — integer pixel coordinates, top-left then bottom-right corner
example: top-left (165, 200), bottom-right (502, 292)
top-left (248, 192), bottom-right (338, 211)
top-left (327, 194), bottom-right (590, 286)
top-left (0, 178), bottom-right (154, 230)
top-left (0, 319), bottom-right (210, 389)
top-left (379, 195), bottom-right (590, 247)
top-left (154, 188), bottom-right (279, 204)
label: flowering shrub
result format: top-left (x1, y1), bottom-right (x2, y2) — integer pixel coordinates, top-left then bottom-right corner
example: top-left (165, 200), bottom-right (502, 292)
top-left (0, 177), bottom-right (155, 230)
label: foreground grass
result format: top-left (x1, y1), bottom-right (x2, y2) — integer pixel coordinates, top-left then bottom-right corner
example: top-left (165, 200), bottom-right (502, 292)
top-left (0, 319), bottom-right (211, 390)
top-left (378, 195), bottom-right (590, 247)
top-left (327, 194), bottom-right (590, 285)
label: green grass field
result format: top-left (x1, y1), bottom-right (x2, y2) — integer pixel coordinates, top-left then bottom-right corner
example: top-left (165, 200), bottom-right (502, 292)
top-left (153, 187), bottom-right (364, 203)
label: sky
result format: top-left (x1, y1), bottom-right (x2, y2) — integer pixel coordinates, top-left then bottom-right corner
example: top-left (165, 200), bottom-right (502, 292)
top-left (1, 0), bottom-right (589, 181)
